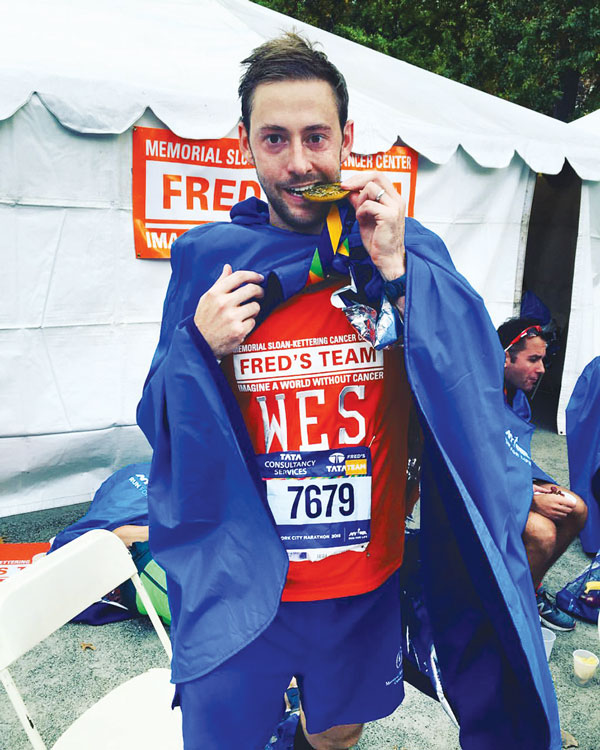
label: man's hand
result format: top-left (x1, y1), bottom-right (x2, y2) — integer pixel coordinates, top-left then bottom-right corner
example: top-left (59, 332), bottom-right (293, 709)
top-left (340, 172), bottom-right (406, 281)
top-left (194, 264), bottom-right (264, 358)
top-left (532, 483), bottom-right (577, 521)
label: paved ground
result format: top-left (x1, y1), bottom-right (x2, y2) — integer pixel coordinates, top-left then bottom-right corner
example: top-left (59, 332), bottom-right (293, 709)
top-left (1, 427), bottom-right (598, 749)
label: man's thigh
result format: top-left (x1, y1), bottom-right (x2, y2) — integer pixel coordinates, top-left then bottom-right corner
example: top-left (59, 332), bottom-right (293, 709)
top-left (175, 637), bottom-right (292, 750)
top-left (175, 572), bottom-right (404, 749)
top-left (523, 510), bottom-right (557, 543)
top-left (295, 572), bottom-right (405, 736)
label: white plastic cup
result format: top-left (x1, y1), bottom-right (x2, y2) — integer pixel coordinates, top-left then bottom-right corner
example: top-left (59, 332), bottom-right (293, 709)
top-left (573, 649), bottom-right (599, 686)
top-left (541, 627), bottom-right (556, 661)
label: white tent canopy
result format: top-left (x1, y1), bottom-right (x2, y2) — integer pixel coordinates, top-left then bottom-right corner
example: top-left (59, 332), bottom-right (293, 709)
top-left (3, 0), bottom-right (600, 175)
top-left (570, 110), bottom-right (600, 134)
top-left (2, 0), bottom-right (600, 516)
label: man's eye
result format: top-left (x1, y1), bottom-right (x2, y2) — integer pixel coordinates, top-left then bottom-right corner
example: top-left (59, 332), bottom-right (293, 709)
top-left (266, 134), bottom-right (283, 145)
top-left (307, 134), bottom-right (325, 144)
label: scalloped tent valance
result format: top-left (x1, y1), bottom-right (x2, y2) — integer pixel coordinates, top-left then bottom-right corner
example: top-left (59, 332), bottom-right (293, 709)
top-left (2, 0), bottom-right (600, 179)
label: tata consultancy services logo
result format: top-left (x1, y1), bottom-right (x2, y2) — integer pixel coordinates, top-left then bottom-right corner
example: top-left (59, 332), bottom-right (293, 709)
top-left (329, 452), bottom-right (345, 464)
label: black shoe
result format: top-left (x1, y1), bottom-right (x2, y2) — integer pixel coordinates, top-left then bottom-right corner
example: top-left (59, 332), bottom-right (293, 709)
top-left (536, 587), bottom-right (576, 631)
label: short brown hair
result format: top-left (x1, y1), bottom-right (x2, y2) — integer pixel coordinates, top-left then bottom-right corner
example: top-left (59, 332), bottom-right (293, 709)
top-left (238, 32), bottom-right (349, 133)
top-left (497, 316), bottom-right (545, 362)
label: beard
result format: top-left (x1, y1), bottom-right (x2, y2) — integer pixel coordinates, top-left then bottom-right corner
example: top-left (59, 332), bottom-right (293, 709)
top-left (263, 184), bottom-right (331, 234)
top-left (252, 154), bottom-right (342, 234)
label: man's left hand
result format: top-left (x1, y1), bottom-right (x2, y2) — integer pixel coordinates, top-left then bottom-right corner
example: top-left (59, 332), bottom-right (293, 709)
top-left (340, 172), bottom-right (406, 281)
top-left (532, 483), bottom-right (576, 521)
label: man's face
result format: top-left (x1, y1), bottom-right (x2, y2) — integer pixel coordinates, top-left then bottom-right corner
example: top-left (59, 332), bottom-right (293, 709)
top-left (504, 336), bottom-right (547, 394)
top-left (239, 79), bottom-right (354, 234)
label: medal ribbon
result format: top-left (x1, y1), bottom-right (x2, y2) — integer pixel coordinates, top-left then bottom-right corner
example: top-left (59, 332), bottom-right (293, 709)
top-left (306, 202), bottom-right (354, 285)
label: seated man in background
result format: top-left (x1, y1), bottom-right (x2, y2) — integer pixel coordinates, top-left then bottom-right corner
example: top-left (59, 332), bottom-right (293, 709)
top-left (498, 317), bottom-right (588, 631)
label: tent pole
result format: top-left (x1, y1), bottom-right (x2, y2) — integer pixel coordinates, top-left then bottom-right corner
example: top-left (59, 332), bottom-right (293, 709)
top-left (512, 168), bottom-right (537, 315)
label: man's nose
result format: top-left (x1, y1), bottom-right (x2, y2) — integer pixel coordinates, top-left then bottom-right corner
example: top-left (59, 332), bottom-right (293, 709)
top-left (537, 360), bottom-right (546, 375)
top-left (287, 140), bottom-right (311, 175)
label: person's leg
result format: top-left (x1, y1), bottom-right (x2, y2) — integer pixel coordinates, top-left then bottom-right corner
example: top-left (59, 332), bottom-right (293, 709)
top-left (175, 612), bottom-right (297, 750)
top-left (300, 713), bottom-right (363, 750)
top-left (523, 491), bottom-right (587, 586)
top-left (546, 491), bottom-right (588, 569)
top-left (292, 707), bottom-right (362, 749)
top-left (522, 511), bottom-right (557, 588)
top-left (293, 572), bottom-right (404, 749)
top-left (523, 490), bottom-right (587, 631)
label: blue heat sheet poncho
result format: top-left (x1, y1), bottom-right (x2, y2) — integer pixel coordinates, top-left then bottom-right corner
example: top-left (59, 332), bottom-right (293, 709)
top-left (566, 356), bottom-right (600, 554)
top-left (137, 198), bottom-right (560, 750)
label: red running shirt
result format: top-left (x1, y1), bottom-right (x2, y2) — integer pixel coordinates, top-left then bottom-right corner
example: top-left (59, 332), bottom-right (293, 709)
top-left (222, 280), bottom-right (410, 601)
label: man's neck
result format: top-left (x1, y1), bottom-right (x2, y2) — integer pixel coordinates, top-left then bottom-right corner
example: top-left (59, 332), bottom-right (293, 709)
top-left (268, 212), bottom-right (324, 236)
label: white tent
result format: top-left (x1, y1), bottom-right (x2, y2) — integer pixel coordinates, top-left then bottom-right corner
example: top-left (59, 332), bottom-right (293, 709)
top-left (2, 0), bottom-right (600, 516)
top-left (558, 111), bottom-right (600, 431)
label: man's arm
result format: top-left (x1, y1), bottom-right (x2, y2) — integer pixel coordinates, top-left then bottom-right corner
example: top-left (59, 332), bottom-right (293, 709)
top-left (340, 171), bottom-right (406, 295)
top-left (137, 249), bottom-right (264, 445)
top-left (113, 524), bottom-right (149, 547)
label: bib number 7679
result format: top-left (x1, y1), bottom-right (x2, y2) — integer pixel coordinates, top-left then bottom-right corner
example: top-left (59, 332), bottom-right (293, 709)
top-left (288, 482), bottom-right (355, 520)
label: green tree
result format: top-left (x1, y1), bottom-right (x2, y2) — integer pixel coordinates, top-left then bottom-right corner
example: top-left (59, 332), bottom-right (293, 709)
top-left (253, 0), bottom-right (600, 121)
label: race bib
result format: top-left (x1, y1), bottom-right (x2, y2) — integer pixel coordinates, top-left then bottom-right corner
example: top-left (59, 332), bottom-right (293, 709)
top-left (256, 447), bottom-right (372, 562)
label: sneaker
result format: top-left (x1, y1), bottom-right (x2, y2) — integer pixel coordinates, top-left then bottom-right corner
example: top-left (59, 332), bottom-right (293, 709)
top-left (536, 587), bottom-right (576, 631)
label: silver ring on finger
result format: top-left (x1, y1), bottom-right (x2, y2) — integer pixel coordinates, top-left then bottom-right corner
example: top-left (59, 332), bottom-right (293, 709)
top-left (374, 188), bottom-right (386, 202)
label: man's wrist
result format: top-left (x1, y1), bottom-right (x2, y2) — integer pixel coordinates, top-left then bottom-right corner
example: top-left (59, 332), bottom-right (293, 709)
top-left (378, 246), bottom-right (406, 282)
top-left (383, 273), bottom-right (406, 304)
top-left (380, 263), bottom-right (406, 282)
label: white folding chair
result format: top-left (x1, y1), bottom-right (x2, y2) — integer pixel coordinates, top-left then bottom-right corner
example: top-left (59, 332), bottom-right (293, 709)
top-left (0, 529), bottom-right (183, 749)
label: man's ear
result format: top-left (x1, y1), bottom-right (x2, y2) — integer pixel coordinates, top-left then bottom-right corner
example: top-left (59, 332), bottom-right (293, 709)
top-left (238, 122), bottom-right (254, 165)
top-left (340, 119), bottom-right (354, 164)
top-left (504, 350), bottom-right (510, 369)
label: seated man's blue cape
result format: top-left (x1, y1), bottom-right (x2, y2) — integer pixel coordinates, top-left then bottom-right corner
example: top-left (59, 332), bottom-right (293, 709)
top-left (566, 356), bottom-right (600, 553)
top-left (137, 198), bottom-right (560, 750)
top-left (509, 390), bottom-right (555, 484)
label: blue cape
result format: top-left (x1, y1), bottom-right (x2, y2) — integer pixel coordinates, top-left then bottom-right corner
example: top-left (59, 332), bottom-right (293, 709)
top-left (509, 390), bottom-right (556, 485)
top-left (49, 463), bottom-right (151, 551)
top-left (566, 356), bottom-right (600, 553)
top-left (137, 198), bottom-right (560, 749)
top-left (49, 463), bottom-right (151, 624)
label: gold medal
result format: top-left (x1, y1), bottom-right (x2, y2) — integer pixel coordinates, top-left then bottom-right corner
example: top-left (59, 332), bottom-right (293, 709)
top-left (302, 183), bottom-right (350, 202)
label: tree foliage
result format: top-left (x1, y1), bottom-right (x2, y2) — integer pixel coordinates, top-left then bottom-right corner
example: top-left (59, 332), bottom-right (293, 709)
top-left (253, 0), bottom-right (600, 121)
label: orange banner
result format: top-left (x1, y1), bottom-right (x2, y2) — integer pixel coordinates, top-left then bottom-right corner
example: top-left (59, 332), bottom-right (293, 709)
top-left (132, 127), bottom-right (418, 259)
top-left (0, 543), bottom-right (51, 583)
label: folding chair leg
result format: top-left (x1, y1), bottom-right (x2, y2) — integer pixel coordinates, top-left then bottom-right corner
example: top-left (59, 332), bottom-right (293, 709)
top-left (0, 667), bottom-right (47, 749)
top-left (130, 571), bottom-right (173, 660)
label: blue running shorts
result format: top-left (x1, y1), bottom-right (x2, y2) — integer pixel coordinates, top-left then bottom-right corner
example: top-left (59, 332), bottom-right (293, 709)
top-left (174, 571), bottom-right (404, 750)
